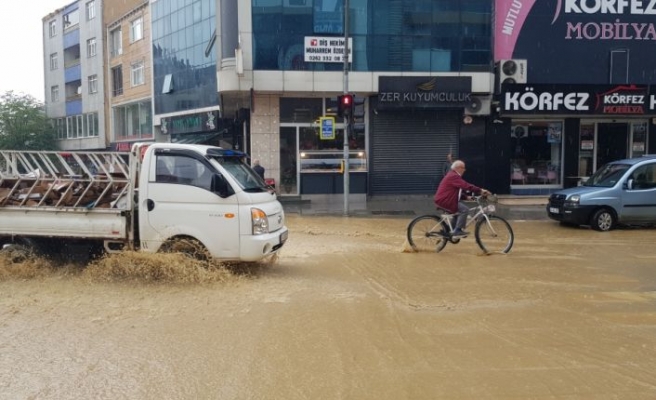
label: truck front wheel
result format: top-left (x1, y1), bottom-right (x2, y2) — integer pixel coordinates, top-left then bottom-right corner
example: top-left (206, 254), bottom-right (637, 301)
top-left (159, 237), bottom-right (210, 262)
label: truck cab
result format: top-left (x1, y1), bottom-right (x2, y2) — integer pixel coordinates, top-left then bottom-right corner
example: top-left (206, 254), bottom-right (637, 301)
top-left (136, 143), bottom-right (288, 261)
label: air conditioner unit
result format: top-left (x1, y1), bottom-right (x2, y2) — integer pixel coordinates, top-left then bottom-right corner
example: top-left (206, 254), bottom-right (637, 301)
top-left (464, 95), bottom-right (492, 116)
top-left (497, 59), bottom-right (527, 91)
top-left (77, 86), bottom-right (82, 95)
top-left (511, 125), bottom-right (529, 139)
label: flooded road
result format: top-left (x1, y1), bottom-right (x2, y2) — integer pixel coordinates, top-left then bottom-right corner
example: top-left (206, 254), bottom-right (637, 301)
top-left (2, 216), bottom-right (656, 399)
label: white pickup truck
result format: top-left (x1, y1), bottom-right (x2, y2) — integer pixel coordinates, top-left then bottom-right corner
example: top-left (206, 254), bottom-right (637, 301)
top-left (0, 143), bottom-right (288, 262)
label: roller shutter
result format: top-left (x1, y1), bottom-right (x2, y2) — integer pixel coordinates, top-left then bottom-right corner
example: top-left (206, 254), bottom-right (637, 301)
top-left (370, 110), bottom-right (460, 195)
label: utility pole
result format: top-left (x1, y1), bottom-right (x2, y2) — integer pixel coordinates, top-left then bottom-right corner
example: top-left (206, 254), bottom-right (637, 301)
top-left (342, 0), bottom-right (350, 216)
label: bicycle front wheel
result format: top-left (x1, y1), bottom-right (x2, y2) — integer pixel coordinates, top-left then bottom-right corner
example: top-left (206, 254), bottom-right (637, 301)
top-left (475, 215), bottom-right (514, 254)
top-left (407, 215), bottom-right (448, 253)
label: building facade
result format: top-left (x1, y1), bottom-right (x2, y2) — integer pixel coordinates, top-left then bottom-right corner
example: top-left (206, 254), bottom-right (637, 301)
top-left (493, 0), bottom-right (656, 195)
top-left (104, 0), bottom-right (154, 152)
top-left (150, 0), bottom-right (240, 148)
top-left (216, 0), bottom-right (494, 198)
top-left (43, 0), bottom-right (106, 151)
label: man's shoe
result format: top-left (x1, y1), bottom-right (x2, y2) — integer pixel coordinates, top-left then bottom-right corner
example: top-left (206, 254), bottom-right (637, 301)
top-left (452, 228), bottom-right (469, 238)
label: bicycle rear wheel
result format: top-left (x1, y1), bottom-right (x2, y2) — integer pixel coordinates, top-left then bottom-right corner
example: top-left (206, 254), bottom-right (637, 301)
top-left (474, 215), bottom-right (514, 254)
top-left (407, 215), bottom-right (448, 253)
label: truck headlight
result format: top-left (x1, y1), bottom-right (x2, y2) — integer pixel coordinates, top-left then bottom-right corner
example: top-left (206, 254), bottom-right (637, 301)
top-left (566, 195), bottom-right (580, 205)
top-left (251, 208), bottom-right (269, 235)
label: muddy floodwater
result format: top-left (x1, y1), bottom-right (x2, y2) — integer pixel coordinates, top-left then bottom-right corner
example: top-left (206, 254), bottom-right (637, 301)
top-left (2, 216), bottom-right (656, 399)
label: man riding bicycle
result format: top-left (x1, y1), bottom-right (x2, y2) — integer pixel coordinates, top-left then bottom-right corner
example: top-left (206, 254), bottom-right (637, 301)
top-left (434, 160), bottom-right (490, 238)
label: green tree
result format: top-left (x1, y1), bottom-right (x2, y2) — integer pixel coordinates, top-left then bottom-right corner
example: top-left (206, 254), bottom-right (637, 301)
top-left (0, 91), bottom-right (57, 151)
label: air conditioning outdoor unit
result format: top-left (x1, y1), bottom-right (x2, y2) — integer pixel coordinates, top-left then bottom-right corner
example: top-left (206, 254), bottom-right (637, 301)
top-left (511, 125), bottom-right (529, 139)
top-left (497, 59), bottom-right (527, 91)
top-left (464, 95), bottom-right (492, 116)
top-left (77, 86), bottom-right (82, 95)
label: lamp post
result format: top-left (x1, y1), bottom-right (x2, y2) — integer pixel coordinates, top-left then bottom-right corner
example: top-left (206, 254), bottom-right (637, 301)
top-left (342, 0), bottom-right (350, 216)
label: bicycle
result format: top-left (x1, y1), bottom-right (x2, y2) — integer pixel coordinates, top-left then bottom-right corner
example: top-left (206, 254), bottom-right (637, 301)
top-left (406, 194), bottom-right (514, 254)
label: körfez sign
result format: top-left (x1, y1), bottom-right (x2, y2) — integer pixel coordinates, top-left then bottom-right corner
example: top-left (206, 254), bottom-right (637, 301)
top-left (502, 83), bottom-right (656, 115)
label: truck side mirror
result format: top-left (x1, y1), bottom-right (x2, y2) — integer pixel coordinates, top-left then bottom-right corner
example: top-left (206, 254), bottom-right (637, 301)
top-left (211, 174), bottom-right (234, 198)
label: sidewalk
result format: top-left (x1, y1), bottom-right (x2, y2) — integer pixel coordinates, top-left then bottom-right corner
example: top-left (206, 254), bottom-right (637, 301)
top-left (279, 194), bottom-right (549, 221)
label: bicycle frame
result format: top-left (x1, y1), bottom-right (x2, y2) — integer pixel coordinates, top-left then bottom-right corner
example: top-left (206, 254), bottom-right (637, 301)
top-left (437, 196), bottom-right (496, 235)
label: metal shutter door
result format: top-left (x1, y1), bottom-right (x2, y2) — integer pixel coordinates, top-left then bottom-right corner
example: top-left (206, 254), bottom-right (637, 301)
top-left (370, 110), bottom-right (459, 195)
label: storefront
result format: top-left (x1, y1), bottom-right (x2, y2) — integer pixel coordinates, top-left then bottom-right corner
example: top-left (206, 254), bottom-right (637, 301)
top-left (369, 76), bottom-right (478, 195)
top-left (502, 83), bottom-right (656, 194)
top-left (279, 97), bottom-right (367, 197)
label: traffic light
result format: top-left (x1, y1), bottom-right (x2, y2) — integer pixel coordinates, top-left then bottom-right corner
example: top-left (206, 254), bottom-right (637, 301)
top-left (337, 94), bottom-right (354, 118)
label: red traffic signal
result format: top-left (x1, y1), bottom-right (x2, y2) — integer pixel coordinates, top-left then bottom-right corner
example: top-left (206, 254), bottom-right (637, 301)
top-left (337, 94), bottom-right (354, 118)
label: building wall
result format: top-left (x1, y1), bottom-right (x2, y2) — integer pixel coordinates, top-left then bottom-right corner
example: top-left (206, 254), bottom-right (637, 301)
top-left (105, 0), bottom-right (153, 147)
top-left (250, 94), bottom-right (280, 183)
top-left (43, 11), bottom-right (66, 118)
top-left (494, 0), bottom-right (656, 84)
top-left (43, 0), bottom-right (106, 151)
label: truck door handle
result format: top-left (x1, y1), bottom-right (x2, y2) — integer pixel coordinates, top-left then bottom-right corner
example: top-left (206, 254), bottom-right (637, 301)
top-left (147, 199), bottom-right (155, 211)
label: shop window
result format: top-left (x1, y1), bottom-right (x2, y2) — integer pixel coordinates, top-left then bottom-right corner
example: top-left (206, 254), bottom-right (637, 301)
top-left (510, 121), bottom-right (562, 186)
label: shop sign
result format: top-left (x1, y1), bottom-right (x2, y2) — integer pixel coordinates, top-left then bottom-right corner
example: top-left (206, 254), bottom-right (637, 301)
top-left (378, 76), bottom-right (472, 109)
top-left (502, 83), bottom-right (656, 115)
top-left (304, 36), bottom-right (352, 63)
top-left (160, 111), bottom-right (218, 135)
top-left (495, 0), bottom-right (656, 60)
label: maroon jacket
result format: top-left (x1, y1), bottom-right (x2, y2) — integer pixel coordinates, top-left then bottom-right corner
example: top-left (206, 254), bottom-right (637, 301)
top-left (434, 170), bottom-right (482, 213)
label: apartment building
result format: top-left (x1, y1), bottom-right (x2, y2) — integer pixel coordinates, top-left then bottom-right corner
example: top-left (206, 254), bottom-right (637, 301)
top-left (104, 0), bottom-right (154, 152)
top-left (43, 0), bottom-right (106, 151)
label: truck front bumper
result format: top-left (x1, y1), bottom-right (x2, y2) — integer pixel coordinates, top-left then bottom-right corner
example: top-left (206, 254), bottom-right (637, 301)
top-left (240, 227), bottom-right (289, 262)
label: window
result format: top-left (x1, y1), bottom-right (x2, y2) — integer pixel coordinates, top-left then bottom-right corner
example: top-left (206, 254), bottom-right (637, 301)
top-left (87, 113), bottom-right (99, 137)
top-left (162, 74), bottom-right (173, 93)
top-left (110, 28), bottom-right (122, 57)
top-left (50, 53), bottom-right (58, 70)
top-left (112, 65), bottom-right (123, 96)
top-left (131, 61), bottom-right (145, 86)
top-left (130, 17), bottom-right (143, 43)
top-left (155, 154), bottom-right (213, 190)
top-left (49, 20), bottom-right (56, 37)
top-left (114, 101), bottom-right (152, 140)
top-left (86, 1), bottom-right (95, 20)
top-left (510, 121), bottom-right (562, 186)
top-left (87, 38), bottom-right (97, 57)
top-left (51, 86), bottom-right (59, 102)
top-left (63, 9), bottom-right (79, 30)
top-left (88, 75), bottom-right (98, 94)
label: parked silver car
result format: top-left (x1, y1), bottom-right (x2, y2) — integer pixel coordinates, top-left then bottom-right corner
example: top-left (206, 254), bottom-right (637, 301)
top-left (547, 155), bottom-right (656, 231)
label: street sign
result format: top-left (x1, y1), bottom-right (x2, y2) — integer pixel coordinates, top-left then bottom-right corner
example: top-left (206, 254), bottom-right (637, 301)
top-left (319, 117), bottom-right (335, 140)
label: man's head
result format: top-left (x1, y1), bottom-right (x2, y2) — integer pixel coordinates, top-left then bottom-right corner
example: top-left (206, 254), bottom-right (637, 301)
top-left (253, 159), bottom-right (260, 166)
top-left (447, 152), bottom-right (453, 162)
top-left (451, 160), bottom-right (466, 174)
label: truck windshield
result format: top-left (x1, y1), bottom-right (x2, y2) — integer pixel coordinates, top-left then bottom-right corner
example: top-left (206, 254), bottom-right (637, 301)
top-left (583, 163), bottom-right (630, 187)
top-left (212, 156), bottom-right (268, 192)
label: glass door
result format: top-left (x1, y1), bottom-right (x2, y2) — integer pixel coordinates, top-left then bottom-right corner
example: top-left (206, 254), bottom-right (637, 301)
top-left (630, 122), bottom-right (648, 158)
top-left (279, 127), bottom-right (298, 195)
top-left (596, 122), bottom-right (628, 168)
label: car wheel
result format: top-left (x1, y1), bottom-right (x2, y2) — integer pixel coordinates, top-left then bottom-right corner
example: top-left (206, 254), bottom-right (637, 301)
top-left (590, 208), bottom-right (615, 231)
